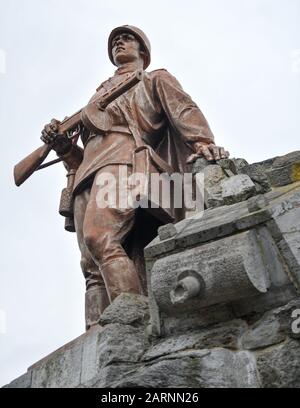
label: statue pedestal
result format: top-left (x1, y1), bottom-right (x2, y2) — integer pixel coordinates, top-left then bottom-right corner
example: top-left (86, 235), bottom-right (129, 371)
top-left (4, 293), bottom-right (300, 388)
top-left (5, 152), bottom-right (300, 388)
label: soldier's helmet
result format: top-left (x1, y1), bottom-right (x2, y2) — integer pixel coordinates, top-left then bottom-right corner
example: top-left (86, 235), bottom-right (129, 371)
top-left (108, 25), bottom-right (151, 70)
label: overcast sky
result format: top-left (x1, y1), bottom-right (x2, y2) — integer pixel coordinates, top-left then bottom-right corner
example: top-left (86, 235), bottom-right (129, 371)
top-left (0, 0), bottom-right (299, 387)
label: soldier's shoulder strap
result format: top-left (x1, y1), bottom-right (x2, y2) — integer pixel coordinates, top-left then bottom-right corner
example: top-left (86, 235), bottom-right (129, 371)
top-left (96, 77), bottom-right (114, 92)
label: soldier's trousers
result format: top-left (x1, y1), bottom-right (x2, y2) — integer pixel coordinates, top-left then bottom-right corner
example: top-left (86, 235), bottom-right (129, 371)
top-left (73, 165), bottom-right (141, 329)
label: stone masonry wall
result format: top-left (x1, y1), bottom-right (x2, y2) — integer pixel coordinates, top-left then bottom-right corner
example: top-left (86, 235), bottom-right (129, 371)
top-left (4, 294), bottom-right (300, 388)
top-left (4, 151), bottom-right (300, 388)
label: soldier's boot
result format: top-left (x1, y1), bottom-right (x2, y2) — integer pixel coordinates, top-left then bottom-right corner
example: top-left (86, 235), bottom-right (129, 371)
top-left (101, 257), bottom-right (142, 303)
top-left (85, 284), bottom-right (110, 330)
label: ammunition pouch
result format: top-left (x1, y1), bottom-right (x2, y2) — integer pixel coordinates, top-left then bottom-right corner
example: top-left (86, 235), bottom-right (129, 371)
top-left (59, 169), bottom-right (76, 233)
top-left (59, 187), bottom-right (74, 218)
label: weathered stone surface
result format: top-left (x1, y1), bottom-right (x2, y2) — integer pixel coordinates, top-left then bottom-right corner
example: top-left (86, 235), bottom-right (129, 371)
top-left (247, 194), bottom-right (270, 213)
top-left (192, 157), bottom-right (211, 174)
top-left (232, 158), bottom-right (249, 172)
top-left (171, 182), bottom-right (299, 255)
top-left (99, 293), bottom-right (150, 327)
top-left (144, 320), bottom-right (247, 361)
top-left (5, 297), bottom-right (300, 388)
top-left (226, 157), bottom-right (271, 194)
top-left (80, 323), bottom-right (147, 386)
top-left (163, 303), bottom-right (236, 336)
top-left (198, 159), bottom-right (268, 209)
top-left (205, 189), bottom-right (224, 208)
top-left (31, 336), bottom-right (84, 388)
top-left (240, 316), bottom-right (285, 350)
top-left (230, 286), bottom-right (298, 319)
top-left (87, 364), bottom-right (143, 388)
top-left (80, 326), bottom-right (104, 385)
top-left (145, 199), bottom-right (256, 259)
top-left (143, 234), bottom-right (176, 258)
top-left (151, 230), bottom-right (269, 315)
top-left (253, 226), bottom-right (289, 288)
top-left (267, 151), bottom-right (300, 187)
top-left (218, 158), bottom-right (238, 176)
top-left (277, 236), bottom-right (300, 291)
top-left (250, 156), bottom-right (278, 175)
top-left (270, 190), bottom-right (300, 226)
top-left (4, 372), bottom-right (32, 388)
top-left (6, 152), bottom-right (300, 389)
top-left (270, 190), bottom-right (300, 288)
top-left (102, 349), bottom-right (260, 388)
top-left (204, 164), bottom-right (226, 188)
top-left (221, 174), bottom-right (256, 205)
top-left (158, 223), bottom-right (177, 241)
top-left (235, 209), bottom-right (271, 231)
top-left (270, 299), bottom-right (300, 339)
top-left (86, 324), bottom-right (146, 369)
top-left (240, 299), bottom-right (300, 350)
top-left (203, 165), bottom-right (227, 208)
top-left (174, 201), bottom-right (248, 249)
top-left (239, 163), bottom-right (271, 194)
top-left (256, 339), bottom-right (300, 388)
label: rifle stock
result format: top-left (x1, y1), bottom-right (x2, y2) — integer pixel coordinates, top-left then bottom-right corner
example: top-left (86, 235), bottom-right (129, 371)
top-left (14, 143), bottom-right (53, 186)
top-left (13, 110), bottom-right (82, 187)
top-left (14, 70), bottom-right (143, 187)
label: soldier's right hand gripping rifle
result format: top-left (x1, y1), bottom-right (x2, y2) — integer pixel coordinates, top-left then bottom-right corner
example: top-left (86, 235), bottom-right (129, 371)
top-left (13, 69), bottom-right (143, 187)
top-left (13, 70), bottom-right (144, 231)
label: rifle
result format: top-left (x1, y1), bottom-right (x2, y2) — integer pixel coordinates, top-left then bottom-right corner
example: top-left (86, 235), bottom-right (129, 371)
top-left (14, 70), bottom-right (143, 186)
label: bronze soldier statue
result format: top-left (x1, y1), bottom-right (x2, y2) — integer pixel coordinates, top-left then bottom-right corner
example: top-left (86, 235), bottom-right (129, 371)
top-left (26, 26), bottom-right (229, 329)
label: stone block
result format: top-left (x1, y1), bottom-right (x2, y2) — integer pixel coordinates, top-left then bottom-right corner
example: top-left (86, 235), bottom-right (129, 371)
top-left (239, 163), bottom-right (271, 194)
top-left (221, 174), bottom-right (256, 205)
top-left (81, 323), bottom-right (147, 386)
top-left (253, 227), bottom-right (289, 288)
top-left (163, 303), bottom-right (235, 336)
top-left (99, 293), bottom-right (149, 327)
top-left (240, 316), bottom-right (284, 350)
top-left (151, 230), bottom-right (269, 316)
top-left (4, 372), bottom-right (32, 388)
top-left (203, 164), bottom-right (227, 188)
top-left (89, 364), bottom-right (143, 388)
top-left (218, 158), bottom-right (238, 176)
top-left (247, 195), bottom-right (270, 213)
top-left (240, 299), bottom-right (300, 350)
top-left (270, 191), bottom-right (300, 287)
top-left (256, 339), bottom-right (300, 388)
top-left (105, 349), bottom-right (260, 388)
top-left (158, 224), bottom-right (177, 241)
top-left (192, 157), bottom-right (211, 174)
top-left (267, 151), bottom-right (300, 187)
top-left (144, 320), bottom-right (247, 361)
top-left (31, 336), bottom-right (84, 388)
top-left (203, 165), bottom-right (227, 209)
top-left (249, 157), bottom-right (278, 174)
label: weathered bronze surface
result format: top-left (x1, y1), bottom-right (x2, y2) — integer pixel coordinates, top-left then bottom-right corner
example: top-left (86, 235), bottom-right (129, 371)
top-left (15, 25), bottom-right (229, 329)
top-left (14, 70), bottom-right (143, 186)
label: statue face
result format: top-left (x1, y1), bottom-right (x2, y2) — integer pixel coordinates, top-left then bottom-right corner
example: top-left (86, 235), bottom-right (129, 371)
top-left (111, 32), bottom-right (143, 66)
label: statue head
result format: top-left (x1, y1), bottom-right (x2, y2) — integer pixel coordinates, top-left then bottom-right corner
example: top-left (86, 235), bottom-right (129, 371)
top-left (108, 25), bottom-right (151, 70)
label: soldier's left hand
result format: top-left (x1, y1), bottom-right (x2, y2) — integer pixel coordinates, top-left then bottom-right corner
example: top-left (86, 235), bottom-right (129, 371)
top-left (186, 142), bottom-right (230, 164)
